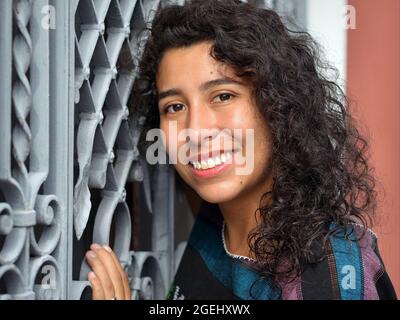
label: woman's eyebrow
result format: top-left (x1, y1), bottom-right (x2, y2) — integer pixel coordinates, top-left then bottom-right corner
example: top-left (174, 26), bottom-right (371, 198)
top-left (157, 77), bottom-right (245, 102)
top-left (199, 77), bottom-right (245, 91)
top-left (157, 88), bottom-right (183, 102)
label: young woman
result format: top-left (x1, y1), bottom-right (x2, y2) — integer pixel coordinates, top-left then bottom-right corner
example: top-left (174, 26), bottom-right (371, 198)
top-left (85, 0), bottom-right (397, 300)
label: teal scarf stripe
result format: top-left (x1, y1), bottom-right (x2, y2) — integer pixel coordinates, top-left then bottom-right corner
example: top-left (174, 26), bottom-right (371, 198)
top-left (328, 223), bottom-right (364, 300)
top-left (188, 216), bottom-right (280, 300)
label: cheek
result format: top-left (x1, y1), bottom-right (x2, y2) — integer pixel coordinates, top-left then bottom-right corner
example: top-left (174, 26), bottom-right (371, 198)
top-left (228, 99), bottom-right (261, 131)
top-left (243, 115), bottom-right (272, 172)
top-left (254, 130), bottom-right (273, 180)
top-left (228, 107), bottom-right (252, 129)
top-left (160, 121), bottom-right (174, 153)
top-left (254, 123), bottom-right (272, 160)
top-left (160, 121), bottom-right (188, 167)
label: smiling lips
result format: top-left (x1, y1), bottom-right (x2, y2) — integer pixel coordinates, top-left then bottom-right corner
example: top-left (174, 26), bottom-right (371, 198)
top-left (189, 150), bottom-right (233, 170)
top-left (188, 150), bottom-right (235, 179)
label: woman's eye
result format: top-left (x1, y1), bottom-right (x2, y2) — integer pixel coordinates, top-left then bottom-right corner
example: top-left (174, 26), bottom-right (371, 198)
top-left (213, 93), bottom-right (235, 103)
top-left (164, 104), bottom-right (185, 114)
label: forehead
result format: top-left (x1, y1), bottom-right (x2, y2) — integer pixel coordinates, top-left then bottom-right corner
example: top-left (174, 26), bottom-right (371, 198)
top-left (155, 41), bottom-right (239, 89)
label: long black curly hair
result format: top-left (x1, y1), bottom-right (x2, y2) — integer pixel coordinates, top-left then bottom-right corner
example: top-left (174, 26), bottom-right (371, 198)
top-left (129, 0), bottom-right (377, 283)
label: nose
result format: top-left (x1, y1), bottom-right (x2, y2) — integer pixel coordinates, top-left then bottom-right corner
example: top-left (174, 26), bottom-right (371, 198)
top-left (185, 103), bottom-right (220, 149)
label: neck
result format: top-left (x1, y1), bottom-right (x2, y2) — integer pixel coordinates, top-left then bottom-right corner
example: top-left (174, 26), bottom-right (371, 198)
top-left (218, 175), bottom-right (273, 259)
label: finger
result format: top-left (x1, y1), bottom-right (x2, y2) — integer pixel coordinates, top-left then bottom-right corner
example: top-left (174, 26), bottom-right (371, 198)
top-left (86, 249), bottom-right (115, 300)
top-left (88, 271), bottom-right (105, 300)
top-left (90, 244), bottom-right (125, 300)
top-left (103, 245), bottom-right (131, 300)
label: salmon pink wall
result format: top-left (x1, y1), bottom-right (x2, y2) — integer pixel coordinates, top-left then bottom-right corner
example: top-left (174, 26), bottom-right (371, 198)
top-left (347, 0), bottom-right (400, 296)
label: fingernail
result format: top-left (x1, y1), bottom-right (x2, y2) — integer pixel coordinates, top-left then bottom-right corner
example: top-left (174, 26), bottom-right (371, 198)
top-left (86, 251), bottom-right (96, 259)
top-left (88, 271), bottom-right (96, 279)
top-left (103, 245), bottom-right (112, 253)
top-left (91, 243), bottom-right (101, 250)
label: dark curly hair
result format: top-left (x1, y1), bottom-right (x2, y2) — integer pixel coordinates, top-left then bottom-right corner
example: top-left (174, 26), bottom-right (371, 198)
top-left (129, 0), bottom-right (377, 284)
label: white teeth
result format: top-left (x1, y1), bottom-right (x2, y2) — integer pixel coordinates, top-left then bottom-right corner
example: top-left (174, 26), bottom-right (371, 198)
top-left (221, 153), bottom-right (226, 163)
top-left (207, 158), bottom-right (215, 168)
top-left (190, 151), bottom-right (234, 170)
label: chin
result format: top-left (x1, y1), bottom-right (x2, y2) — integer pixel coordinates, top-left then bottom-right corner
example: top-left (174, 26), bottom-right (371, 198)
top-left (192, 183), bottom-right (240, 204)
top-left (175, 165), bottom-right (245, 203)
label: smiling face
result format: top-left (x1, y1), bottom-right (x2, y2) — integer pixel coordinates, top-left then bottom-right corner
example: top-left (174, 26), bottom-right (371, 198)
top-left (155, 41), bottom-right (273, 204)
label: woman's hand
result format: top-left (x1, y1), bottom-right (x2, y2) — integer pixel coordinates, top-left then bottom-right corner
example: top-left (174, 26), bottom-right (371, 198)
top-left (86, 243), bottom-right (131, 300)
